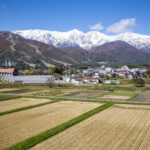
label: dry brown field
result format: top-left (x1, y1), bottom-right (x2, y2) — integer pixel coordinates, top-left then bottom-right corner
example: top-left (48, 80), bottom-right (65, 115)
top-left (0, 88), bottom-right (17, 92)
top-left (100, 95), bottom-right (130, 100)
top-left (56, 89), bottom-right (81, 97)
top-left (25, 89), bottom-right (64, 96)
top-left (0, 98), bottom-right (50, 112)
top-left (0, 101), bottom-right (101, 149)
top-left (31, 104), bottom-right (150, 150)
top-left (64, 92), bottom-right (97, 99)
top-left (23, 89), bottom-right (50, 95)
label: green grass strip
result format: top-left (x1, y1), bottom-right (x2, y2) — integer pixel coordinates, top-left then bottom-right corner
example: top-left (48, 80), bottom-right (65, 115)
top-left (0, 89), bottom-right (29, 94)
top-left (51, 97), bottom-right (106, 103)
top-left (127, 93), bottom-right (139, 101)
top-left (6, 102), bottom-right (113, 150)
top-left (51, 97), bottom-right (150, 106)
top-left (0, 100), bottom-right (59, 116)
top-left (112, 101), bottom-right (150, 106)
top-left (0, 95), bottom-right (22, 102)
top-left (22, 95), bottom-right (52, 99)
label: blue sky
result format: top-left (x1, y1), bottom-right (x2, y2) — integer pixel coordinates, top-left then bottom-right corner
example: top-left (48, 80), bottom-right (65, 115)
top-left (0, 0), bottom-right (150, 35)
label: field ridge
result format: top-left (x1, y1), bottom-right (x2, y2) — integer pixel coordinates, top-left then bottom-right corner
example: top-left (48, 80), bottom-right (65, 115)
top-left (6, 102), bottom-right (113, 150)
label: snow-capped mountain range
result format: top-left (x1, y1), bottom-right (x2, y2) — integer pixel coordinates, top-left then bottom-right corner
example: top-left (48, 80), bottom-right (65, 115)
top-left (13, 29), bottom-right (150, 51)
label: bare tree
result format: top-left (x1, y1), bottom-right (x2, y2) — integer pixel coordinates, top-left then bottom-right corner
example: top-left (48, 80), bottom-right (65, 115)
top-left (47, 77), bottom-right (54, 88)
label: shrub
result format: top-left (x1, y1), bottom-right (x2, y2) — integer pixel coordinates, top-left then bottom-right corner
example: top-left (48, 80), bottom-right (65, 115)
top-left (131, 78), bottom-right (145, 87)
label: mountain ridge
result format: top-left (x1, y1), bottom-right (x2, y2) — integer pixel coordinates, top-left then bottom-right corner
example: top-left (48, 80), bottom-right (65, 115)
top-left (13, 29), bottom-right (150, 52)
top-left (90, 41), bottom-right (150, 64)
top-left (0, 31), bottom-right (78, 67)
top-left (0, 31), bottom-right (150, 67)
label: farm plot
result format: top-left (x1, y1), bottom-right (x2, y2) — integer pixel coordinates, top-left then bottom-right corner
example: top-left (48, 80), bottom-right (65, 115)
top-left (100, 95), bottom-right (130, 100)
top-left (31, 104), bottom-right (150, 150)
top-left (0, 94), bottom-right (20, 101)
top-left (64, 92), bottom-right (96, 99)
top-left (15, 88), bottom-right (46, 95)
top-left (0, 88), bottom-right (18, 92)
top-left (63, 91), bottom-right (104, 99)
top-left (1, 88), bottom-right (32, 94)
top-left (29, 89), bottom-right (84, 97)
top-left (56, 89), bottom-right (82, 97)
top-left (0, 101), bottom-right (101, 149)
top-left (23, 89), bottom-right (50, 95)
top-left (98, 91), bottom-right (137, 101)
top-left (26, 89), bottom-right (65, 96)
top-left (131, 94), bottom-right (150, 103)
top-left (0, 98), bottom-right (50, 113)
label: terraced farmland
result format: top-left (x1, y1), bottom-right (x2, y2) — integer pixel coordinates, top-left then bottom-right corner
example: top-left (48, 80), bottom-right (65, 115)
top-left (0, 98), bottom-right (50, 113)
top-left (31, 104), bottom-right (150, 150)
top-left (0, 101), bottom-right (101, 149)
top-left (0, 85), bottom-right (149, 150)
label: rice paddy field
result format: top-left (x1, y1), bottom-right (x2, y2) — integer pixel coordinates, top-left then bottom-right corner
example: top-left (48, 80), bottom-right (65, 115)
top-left (0, 95), bottom-right (20, 101)
top-left (100, 95), bottom-right (130, 100)
top-left (31, 104), bottom-right (150, 150)
top-left (0, 84), bottom-right (150, 150)
top-left (61, 90), bottom-right (137, 101)
top-left (0, 101), bottom-right (101, 149)
top-left (24, 89), bottom-right (81, 97)
top-left (0, 98), bottom-right (50, 113)
top-left (0, 88), bottom-right (17, 92)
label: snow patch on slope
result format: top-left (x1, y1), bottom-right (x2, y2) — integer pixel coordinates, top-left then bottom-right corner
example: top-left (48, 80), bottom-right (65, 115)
top-left (13, 29), bottom-right (150, 51)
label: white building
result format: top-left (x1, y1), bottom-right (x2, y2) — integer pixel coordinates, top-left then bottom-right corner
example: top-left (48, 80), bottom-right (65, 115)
top-left (71, 79), bottom-right (83, 85)
top-left (105, 67), bottom-right (112, 73)
top-left (105, 80), bottom-right (120, 84)
top-left (121, 65), bottom-right (129, 71)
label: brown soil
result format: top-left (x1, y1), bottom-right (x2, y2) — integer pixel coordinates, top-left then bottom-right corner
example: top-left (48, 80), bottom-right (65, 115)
top-left (0, 101), bottom-right (101, 149)
top-left (101, 95), bottom-right (130, 100)
top-left (31, 104), bottom-right (150, 150)
top-left (0, 98), bottom-right (50, 112)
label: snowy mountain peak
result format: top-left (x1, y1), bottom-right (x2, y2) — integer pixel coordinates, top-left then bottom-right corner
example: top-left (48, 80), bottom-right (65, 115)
top-left (13, 29), bottom-right (150, 51)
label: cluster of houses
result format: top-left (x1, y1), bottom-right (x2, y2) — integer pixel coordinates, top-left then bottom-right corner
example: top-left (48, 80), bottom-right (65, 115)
top-left (0, 65), bottom-right (148, 85)
top-left (63, 65), bottom-right (148, 85)
top-left (81, 65), bottom-right (147, 79)
top-left (63, 75), bottom-right (120, 85)
top-left (63, 76), bottom-right (103, 85)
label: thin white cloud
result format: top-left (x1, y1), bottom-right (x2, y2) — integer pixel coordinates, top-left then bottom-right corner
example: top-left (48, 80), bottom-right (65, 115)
top-left (89, 22), bottom-right (104, 31)
top-left (2, 4), bottom-right (6, 9)
top-left (106, 18), bottom-right (136, 33)
top-left (1, 3), bottom-right (7, 16)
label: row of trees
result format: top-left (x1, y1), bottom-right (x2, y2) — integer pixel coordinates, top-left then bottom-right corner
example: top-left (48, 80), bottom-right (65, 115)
top-left (48, 66), bottom-right (64, 75)
top-left (23, 66), bottom-right (65, 76)
top-left (131, 78), bottom-right (145, 87)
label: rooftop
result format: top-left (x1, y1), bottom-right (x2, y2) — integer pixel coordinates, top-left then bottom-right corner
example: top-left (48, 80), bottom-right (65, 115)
top-left (0, 68), bottom-right (15, 74)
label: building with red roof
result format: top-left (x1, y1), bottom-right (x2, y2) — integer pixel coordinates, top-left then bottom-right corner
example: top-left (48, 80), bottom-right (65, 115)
top-left (0, 68), bottom-right (18, 76)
